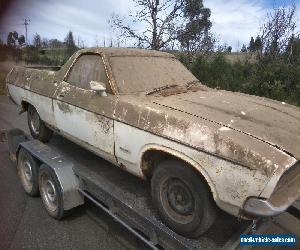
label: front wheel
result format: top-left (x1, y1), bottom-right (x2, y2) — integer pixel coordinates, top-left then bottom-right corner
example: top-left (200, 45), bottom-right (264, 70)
top-left (27, 105), bottom-right (53, 142)
top-left (151, 160), bottom-right (217, 238)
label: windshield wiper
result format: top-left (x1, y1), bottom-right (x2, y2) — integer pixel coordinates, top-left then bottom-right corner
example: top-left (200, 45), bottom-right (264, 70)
top-left (146, 84), bottom-right (178, 95)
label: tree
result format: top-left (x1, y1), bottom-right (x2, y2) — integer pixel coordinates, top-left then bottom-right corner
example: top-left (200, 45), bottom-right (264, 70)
top-left (241, 44), bottom-right (247, 53)
top-left (64, 31), bottom-right (77, 57)
top-left (254, 36), bottom-right (263, 52)
top-left (248, 36), bottom-right (263, 53)
top-left (41, 38), bottom-right (49, 48)
top-left (49, 39), bottom-right (64, 48)
top-left (110, 0), bottom-right (184, 50)
top-left (7, 31), bottom-right (18, 47)
top-left (248, 37), bottom-right (255, 52)
top-left (178, 0), bottom-right (214, 54)
top-left (33, 33), bottom-right (41, 48)
top-left (286, 34), bottom-right (300, 64)
top-left (260, 3), bottom-right (297, 58)
top-left (7, 31), bottom-right (25, 47)
top-left (18, 35), bottom-right (25, 46)
top-left (227, 46), bottom-right (232, 53)
top-left (110, 0), bottom-right (212, 51)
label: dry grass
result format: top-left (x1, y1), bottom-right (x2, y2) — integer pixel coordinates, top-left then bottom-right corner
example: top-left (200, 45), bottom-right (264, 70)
top-left (0, 72), bottom-right (6, 95)
top-left (225, 52), bottom-right (258, 64)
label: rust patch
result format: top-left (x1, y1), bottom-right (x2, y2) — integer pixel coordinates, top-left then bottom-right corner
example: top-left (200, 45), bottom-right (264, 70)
top-left (213, 133), bottom-right (276, 176)
top-left (114, 94), bottom-right (293, 178)
top-left (119, 163), bottom-right (127, 170)
top-left (160, 86), bottom-right (187, 97)
top-left (96, 115), bottom-right (111, 134)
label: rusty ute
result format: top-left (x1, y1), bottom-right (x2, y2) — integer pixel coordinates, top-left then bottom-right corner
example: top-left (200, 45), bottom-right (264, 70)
top-left (6, 48), bottom-right (300, 238)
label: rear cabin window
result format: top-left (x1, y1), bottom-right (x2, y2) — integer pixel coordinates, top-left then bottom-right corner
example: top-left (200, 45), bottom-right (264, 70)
top-left (67, 54), bottom-right (110, 91)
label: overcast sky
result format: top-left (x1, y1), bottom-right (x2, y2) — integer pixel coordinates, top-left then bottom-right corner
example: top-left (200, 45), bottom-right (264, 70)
top-left (0, 0), bottom-right (299, 51)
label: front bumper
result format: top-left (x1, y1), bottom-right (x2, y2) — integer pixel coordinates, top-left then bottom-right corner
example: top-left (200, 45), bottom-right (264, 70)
top-left (243, 163), bottom-right (300, 217)
top-left (243, 197), bottom-right (292, 217)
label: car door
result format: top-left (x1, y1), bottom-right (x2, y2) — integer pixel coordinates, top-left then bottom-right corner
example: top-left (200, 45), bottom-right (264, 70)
top-left (53, 53), bottom-right (116, 163)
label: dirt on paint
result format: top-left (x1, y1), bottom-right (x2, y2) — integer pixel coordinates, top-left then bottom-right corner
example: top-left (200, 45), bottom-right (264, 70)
top-left (6, 48), bottom-right (300, 178)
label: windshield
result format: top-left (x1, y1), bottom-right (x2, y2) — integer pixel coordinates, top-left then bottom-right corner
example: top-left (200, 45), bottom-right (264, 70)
top-left (110, 56), bottom-right (198, 94)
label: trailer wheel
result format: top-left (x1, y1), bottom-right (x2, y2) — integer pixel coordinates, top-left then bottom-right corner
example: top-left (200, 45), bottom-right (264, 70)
top-left (17, 148), bottom-right (40, 196)
top-left (39, 164), bottom-right (65, 219)
top-left (28, 105), bottom-right (53, 142)
top-left (151, 160), bottom-right (217, 238)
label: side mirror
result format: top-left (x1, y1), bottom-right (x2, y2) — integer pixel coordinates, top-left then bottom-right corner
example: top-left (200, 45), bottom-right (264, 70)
top-left (90, 81), bottom-right (107, 96)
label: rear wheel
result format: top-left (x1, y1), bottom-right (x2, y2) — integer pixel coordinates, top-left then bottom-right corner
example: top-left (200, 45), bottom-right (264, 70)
top-left (39, 164), bottom-right (65, 219)
top-left (39, 165), bottom-right (65, 220)
top-left (28, 105), bottom-right (53, 142)
top-left (151, 160), bottom-right (217, 238)
top-left (17, 148), bottom-right (40, 196)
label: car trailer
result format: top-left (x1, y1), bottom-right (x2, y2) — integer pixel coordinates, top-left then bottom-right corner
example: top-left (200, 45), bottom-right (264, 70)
top-left (3, 128), bottom-right (300, 250)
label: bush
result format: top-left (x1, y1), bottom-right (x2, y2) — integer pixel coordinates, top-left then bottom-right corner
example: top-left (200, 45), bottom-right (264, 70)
top-left (178, 52), bottom-right (300, 107)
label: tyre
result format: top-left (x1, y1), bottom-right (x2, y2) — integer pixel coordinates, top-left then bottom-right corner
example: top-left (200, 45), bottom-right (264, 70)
top-left (27, 105), bottom-right (53, 142)
top-left (39, 164), bottom-right (65, 219)
top-left (151, 160), bottom-right (217, 238)
top-left (17, 148), bottom-right (40, 196)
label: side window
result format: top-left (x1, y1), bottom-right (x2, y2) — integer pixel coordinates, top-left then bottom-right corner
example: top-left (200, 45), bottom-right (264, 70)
top-left (67, 54), bottom-right (110, 91)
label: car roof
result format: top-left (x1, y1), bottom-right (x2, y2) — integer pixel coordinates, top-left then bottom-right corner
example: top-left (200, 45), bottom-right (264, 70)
top-left (77, 47), bottom-right (175, 58)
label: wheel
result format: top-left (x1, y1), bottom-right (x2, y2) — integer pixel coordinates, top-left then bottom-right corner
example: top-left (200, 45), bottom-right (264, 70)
top-left (27, 105), bottom-right (53, 142)
top-left (151, 160), bottom-right (217, 238)
top-left (17, 148), bottom-right (40, 196)
top-left (39, 164), bottom-right (65, 219)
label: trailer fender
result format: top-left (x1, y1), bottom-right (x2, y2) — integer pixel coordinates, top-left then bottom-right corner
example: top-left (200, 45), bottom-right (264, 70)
top-left (41, 161), bottom-right (85, 211)
top-left (19, 140), bottom-right (84, 210)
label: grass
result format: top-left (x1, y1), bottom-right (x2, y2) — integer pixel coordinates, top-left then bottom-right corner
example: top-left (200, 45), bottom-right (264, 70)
top-left (0, 71), bottom-right (6, 95)
top-left (224, 52), bottom-right (257, 64)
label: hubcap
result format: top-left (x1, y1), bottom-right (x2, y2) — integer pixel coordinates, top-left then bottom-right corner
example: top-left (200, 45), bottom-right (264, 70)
top-left (40, 173), bottom-right (58, 212)
top-left (46, 180), bottom-right (56, 202)
top-left (24, 161), bottom-right (33, 182)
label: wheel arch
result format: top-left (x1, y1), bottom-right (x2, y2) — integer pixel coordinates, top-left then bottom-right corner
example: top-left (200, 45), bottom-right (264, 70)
top-left (21, 99), bottom-right (33, 112)
top-left (21, 99), bottom-right (44, 123)
top-left (16, 145), bottom-right (43, 168)
top-left (139, 144), bottom-right (219, 203)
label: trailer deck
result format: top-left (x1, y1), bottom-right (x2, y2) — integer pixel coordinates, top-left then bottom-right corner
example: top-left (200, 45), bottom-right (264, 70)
top-left (4, 129), bottom-right (300, 249)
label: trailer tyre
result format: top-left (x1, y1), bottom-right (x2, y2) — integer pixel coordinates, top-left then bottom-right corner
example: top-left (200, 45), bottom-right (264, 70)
top-left (17, 148), bottom-right (40, 196)
top-left (39, 164), bottom-right (65, 219)
top-left (28, 105), bottom-right (53, 142)
top-left (151, 160), bottom-right (217, 238)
